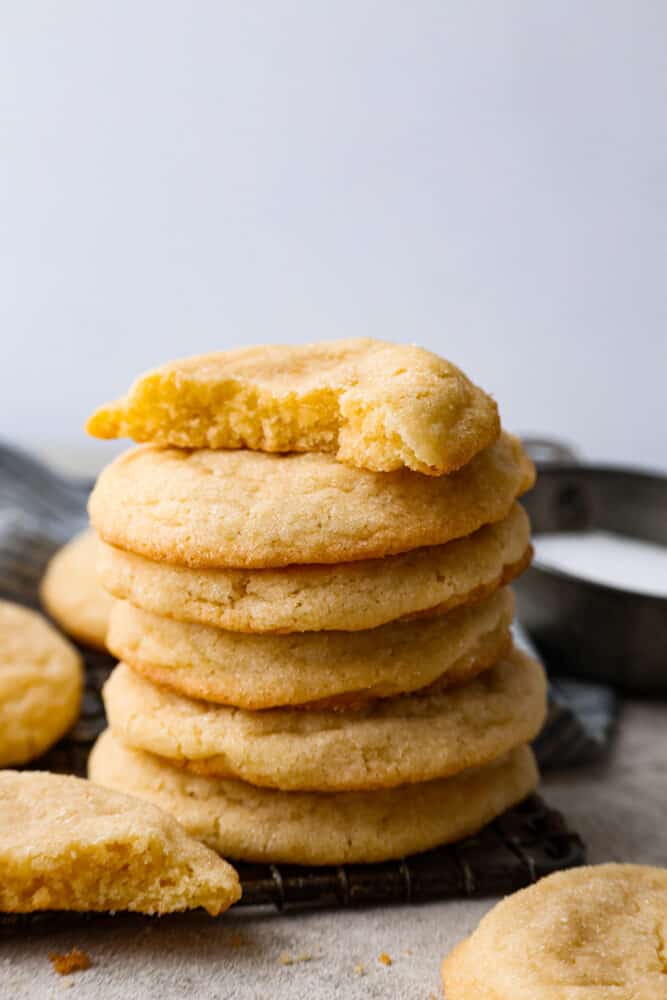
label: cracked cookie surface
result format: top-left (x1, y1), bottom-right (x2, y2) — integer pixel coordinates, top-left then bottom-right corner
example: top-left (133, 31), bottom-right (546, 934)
top-left (98, 502), bottom-right (531, 633)
top-left (102, 648), bottom-right (546, 791)
top-left (107, 588), bottom-right (513, 709)
top-left (442, 864), bottom-right (667, 1000)
top-left (89, 433), bottom-right (534, 569)
top-left (89, 732), bottom-right (538, 865)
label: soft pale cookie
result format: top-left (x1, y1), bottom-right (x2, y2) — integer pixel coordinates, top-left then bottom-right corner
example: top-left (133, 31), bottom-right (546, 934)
top-left (98, 503), bottom-right (531, 633)
top-left (40, 530), bottom-right (113, 650)
top-left (0, 770), bottom-right (240, 915)
top-left (103, 648), bottom-right (546, 791)
top-left (89, 433), bottom-right (534, 569)
top-left (108, 589), bottom-right (513, 709)
top-left (89, 732), bottom-right (538, 865)
top-left (86, 339), bottom-right (500, 476)
top-left (0, 601), bottom-right (83, 767)
top-left (441, 864), bottom-right (667, 1000)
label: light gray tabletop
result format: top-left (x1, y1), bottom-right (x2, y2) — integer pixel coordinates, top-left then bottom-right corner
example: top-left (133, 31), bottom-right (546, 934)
top-left (2, 699), bottom-right (665, 1000)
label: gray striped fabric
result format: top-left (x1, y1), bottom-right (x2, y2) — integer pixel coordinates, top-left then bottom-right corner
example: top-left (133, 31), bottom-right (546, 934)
top-left (0, 441), bottom-right (617, 769)
top-left (514, 623), bottom-right (617, 767)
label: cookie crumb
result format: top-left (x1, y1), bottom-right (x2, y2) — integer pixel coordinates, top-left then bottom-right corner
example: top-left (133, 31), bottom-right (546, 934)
top-left (278, 950), bottom-right (311, 966)
top-left (49, 949), bottom-right (91, 976)
top-left (378, 951), bottom-right (392, 966)
top-left (354, 963), bottom-right (366, 976)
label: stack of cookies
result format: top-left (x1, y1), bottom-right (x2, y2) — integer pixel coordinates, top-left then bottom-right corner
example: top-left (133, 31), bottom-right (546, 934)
top-left (87, 339), bottom-right (546, 865)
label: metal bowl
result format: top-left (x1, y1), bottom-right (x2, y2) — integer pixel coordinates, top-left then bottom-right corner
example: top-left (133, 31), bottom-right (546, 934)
top-left (513, 440), bottom-right (667, 695)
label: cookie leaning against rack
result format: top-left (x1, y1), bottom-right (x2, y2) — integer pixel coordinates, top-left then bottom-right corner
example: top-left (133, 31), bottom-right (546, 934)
top-left (0, 770), bottom-right (240, 915)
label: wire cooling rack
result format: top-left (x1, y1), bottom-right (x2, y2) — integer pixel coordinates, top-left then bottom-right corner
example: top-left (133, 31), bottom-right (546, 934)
top-left (0, 437), bottom-right (585, 924)
top-left (9, 645), bottom-right (586, 922)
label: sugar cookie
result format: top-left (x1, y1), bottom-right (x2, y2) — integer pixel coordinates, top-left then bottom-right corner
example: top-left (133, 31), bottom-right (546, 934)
top-left (442, 863), bottom-right (667, 1000)
top-left (89, 434), bottom-right (534, 569)
top-left (89, 732), bottom-right (538, 865)
top-left (86, 339), bottom-right (500, 476)
top-left (103, 648), bottom-right (546, 791)
top-left (0, 770), bottom-right (239, 915)
top-left (40, 530), bottom-right (112, 650)
top-left (0, 601), bottom-right (83, 767)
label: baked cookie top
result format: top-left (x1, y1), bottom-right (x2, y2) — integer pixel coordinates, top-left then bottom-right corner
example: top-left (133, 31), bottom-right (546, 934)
top-left (0, 770), bottom-right (240, 915)
top-left (40, 530), bottom-right (112, 650)
top-left (441, 864), bottom-right (667, 1000)
top-left (103, 648), bottom-right (546, 791)
top-left (89, 433), bottom-right (534, 569)
top-left (0, 600), bottom-right (83, 767)
top-left (98, 502), bottom-right (531, 632)
top-left (90, 732), bottom-right (538, 866)
top-left (86, 339), bottom-right (500, 476)
top-left (107, 587), bottom-right (514, 709)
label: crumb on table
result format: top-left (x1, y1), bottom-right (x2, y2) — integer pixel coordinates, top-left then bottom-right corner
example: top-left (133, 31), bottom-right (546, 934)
top-left (278, 950), bottom-right (312, 966)
top-left (378, 951), bottom-right (393, 966)
top-left (48, 948), bottom-right (92, 975)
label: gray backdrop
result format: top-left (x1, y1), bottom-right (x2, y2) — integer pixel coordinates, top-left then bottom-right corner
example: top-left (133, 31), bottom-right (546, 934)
top-left (2, 1), bottom-right (665, 474)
